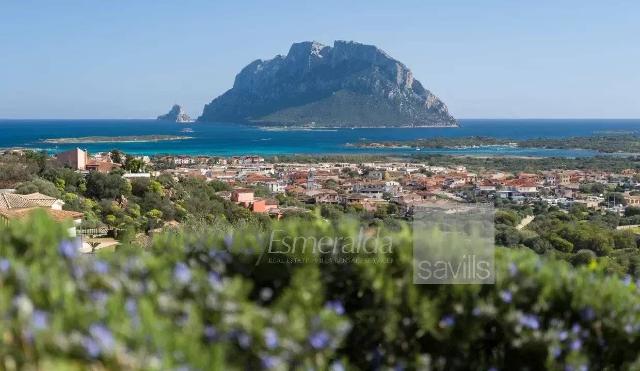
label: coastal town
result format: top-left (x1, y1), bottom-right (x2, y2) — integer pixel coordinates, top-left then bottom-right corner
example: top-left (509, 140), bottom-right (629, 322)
top-left (2, 147), bottom-right (638, 228)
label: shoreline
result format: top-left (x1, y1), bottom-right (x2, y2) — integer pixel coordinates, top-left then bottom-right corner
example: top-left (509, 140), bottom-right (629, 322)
top-left (256, 124), bottom-right (459, 131)
top-left (42, 135), bottom-right (193, 144)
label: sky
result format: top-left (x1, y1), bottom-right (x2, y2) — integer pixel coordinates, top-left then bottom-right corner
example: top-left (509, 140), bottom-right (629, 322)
top-left (0, 0), bottom-right (638, 119)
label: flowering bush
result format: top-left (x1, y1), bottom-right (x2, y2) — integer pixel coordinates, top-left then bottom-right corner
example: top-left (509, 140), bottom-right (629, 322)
top-left (1, 211), bottom-right (640, 370)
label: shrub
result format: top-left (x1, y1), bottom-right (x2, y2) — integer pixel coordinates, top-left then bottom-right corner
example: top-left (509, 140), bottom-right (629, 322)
top-left (2, 214), bottom-right (640, 370)
top-left (15, 177), bottom-right (61, 198)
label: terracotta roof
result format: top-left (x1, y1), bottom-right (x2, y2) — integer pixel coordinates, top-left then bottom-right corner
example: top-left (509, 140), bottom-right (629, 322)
top-left (18, 193), bottom-right (61, 207)
top-left (19, 192), bottom-right (57, 200)
top-left (0, 193), bottom-right (35, 209)
top-left (0, 193), bottom-right (62, 209)
top-left (0, 207), bottom-right (83, 222)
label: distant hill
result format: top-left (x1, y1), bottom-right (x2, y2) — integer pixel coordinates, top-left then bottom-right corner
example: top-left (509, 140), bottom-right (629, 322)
top-left (198, 41), bottom-right (456, 127)
top-left (157, 104), bottom-right (193, 123)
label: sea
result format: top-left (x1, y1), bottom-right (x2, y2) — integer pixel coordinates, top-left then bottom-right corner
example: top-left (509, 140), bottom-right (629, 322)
top-left (1, 118), bottom-right (639, 158)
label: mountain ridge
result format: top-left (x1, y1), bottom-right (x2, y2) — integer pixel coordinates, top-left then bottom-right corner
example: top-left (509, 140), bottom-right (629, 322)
top-left (198, 41), bottom-right (457, 127)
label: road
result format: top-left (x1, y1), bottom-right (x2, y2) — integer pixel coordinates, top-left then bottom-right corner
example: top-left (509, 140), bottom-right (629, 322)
top-left (516, 215), bottom-right (535, 230)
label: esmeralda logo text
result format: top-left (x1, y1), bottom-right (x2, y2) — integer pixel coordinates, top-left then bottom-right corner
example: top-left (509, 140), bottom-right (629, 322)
top-left (266, 228), bottom-right (393, 254)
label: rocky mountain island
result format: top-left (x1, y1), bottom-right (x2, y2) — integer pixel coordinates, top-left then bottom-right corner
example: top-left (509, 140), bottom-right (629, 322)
top-left (198, 41), bottom-right (457, 127)
top-left (157, 104), bottom-right (193, 123)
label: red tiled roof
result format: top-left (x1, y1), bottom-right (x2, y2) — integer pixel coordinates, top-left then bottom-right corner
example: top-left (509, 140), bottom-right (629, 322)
top-left (0, 207), bottom-right (83, 222)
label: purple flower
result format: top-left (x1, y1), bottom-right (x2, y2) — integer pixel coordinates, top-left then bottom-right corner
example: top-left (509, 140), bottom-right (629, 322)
top-left (623, 275), bottom-right (632, 286)
top-left (208, 271), bottom-right (222, 288)
top-left (93, 260), bottom-right (109, 274)
top-left (570, 339), bottom-right (582, 351)
top-left (309, 330), bottom-right (331, 349)
top-left (90, 290), bottom-right (109, 305)
top-left (204, 325), bottom-right (218, 342)
top-left (174, 262), bottom-right (191, 284)
top-left (125, 298), bottom-right (140, 327)
top-left (330, 361), bottom-right (346, 371)
top-left (325, 300), bottom-right (345, 315)
top-left (89, 324), bottom-right (115, 353)
top-left (236, 331), bottom-right (251, 349)
top-left (551, 346), bottom-right (562, 359)
top-left (519, 314), bottom-right (540, 330)
top-left (58, 239), bottom-right (79, 259)
top-left (572, 323), bottom-right (582, 333)
top-left (31, 310), bottom-right (49, 331)
top-left (72, 265), bottom-right (85, 280)
top-left (264, 328), bottom-right (278, 349)
top-left (508, 262), bottom-right (518, 276)
top-left (209, 249), bottom-right (231, 262)
top-left (0, 259), bottom-right (9, 273)
top-left (260, 355), bottom-right (281, 369)
top-left (499, 290), bottom-right (513, 303)
top-left (439, 315), bottom-right (455, 328)
top-left (223, 233), bottom-right (234, 249)
top-left (558, 330), bottom-right (569, 341)
top-left (580, 307), bottom-right (595, 321)
top-left (125, 298), bottom-right (137, 316)
top-left (83, 337), bottom-right (101, 358)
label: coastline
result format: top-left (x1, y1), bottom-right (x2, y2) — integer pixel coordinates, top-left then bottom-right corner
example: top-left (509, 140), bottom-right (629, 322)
top-left (255, 124), bottom-right (460, 131)
top-left (42, 135), bottom-right (193, 144)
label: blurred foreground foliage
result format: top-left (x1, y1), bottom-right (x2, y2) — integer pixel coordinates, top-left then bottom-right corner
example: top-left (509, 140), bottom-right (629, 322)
top-left (1, 212), bottom-right (640, 370)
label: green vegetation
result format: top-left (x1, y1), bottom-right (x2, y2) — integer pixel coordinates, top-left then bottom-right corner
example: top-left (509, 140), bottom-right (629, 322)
top-left (355, 134), bottom-right (640, 153)
top-left (2, 214), bottom-right (640, 369)
top-left (494, 201), bottom-right (640, 276)
top-left (353, 136), bottom-right (511, 148)
top-left (522, 134), bottom-right (640, 153)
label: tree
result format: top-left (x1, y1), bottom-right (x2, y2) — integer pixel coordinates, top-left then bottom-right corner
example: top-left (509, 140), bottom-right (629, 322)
top-left (209, 180), bottom-right (231, 192)
top-left (495, 225), bottom-right (521, 247)
top-left (495, 210), bottom-right (519, 227)
top-left (625, 207), bottom-right (640, 217)
top-left (110, 149), bottom-right (124, 164)
top-left (85, 172), bottom-right (130, 200)
top-left (559, 224), bottom-right (613, 256)
top-left (15, 178), bottom-right (61, 198)
top-left (613, 230), bottom-right (637, 250)
top-left (148, 180), bottom-right (164, 195)
top-left (124, 157), bottom-right (145, 173)
top-left (145, 209), bottom-right (164, 230)
top-left (524, 236), bottom-right (552, 254)
top-left (548, 234), bottom-right (574, 253)
top-left (572, 249), bottom-right (596, 266)
top-left (24, 150), bottom-right (48, 173)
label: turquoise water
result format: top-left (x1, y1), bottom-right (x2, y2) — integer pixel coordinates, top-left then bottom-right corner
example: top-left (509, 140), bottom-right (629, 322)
top-left (1, 119), bottom-right (639, 157)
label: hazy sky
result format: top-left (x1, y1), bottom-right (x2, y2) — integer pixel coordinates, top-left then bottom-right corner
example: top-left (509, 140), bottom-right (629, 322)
top-left (1, 0), bottom-right (638, 119)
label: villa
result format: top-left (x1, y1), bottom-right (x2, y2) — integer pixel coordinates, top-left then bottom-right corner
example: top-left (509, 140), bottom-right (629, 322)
top-left (0, 192), bottom-right (83, 236)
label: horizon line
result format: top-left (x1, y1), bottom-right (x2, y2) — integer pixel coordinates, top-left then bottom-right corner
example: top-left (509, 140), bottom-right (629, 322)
top-left (1, 117), bottom-right (640, 121)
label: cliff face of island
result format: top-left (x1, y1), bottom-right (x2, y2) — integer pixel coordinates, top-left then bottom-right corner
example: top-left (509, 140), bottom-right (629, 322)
top-left (198, 41), bottom-right (457, 127)
top-left (157, 104), bottom-right (193, 123)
